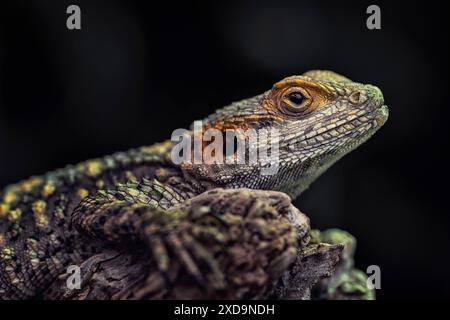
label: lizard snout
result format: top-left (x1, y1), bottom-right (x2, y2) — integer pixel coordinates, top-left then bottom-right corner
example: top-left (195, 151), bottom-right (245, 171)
top-left (364, 84), bottom-right (385, 107)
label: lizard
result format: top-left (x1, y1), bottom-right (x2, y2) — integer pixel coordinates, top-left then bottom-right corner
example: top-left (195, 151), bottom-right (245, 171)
top-left (0, 70), bottom-right (388, 299)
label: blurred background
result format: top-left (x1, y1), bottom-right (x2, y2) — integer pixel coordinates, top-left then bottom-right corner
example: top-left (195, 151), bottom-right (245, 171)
top-left (0, 0), bottom-right (449, 299)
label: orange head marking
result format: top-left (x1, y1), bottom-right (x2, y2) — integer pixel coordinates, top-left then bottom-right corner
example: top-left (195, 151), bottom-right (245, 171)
top-left (264, 76), bottom-right (337, 119)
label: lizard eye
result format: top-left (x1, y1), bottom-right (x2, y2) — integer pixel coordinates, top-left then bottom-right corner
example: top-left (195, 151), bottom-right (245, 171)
top-left (279, 88), bottom-right (312, 116)
top-left (287, 92), bottom-right (304, 105)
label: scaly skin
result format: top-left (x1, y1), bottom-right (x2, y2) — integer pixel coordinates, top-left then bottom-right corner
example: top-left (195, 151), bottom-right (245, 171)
top-left (0, 70), bottom-right (388, 299)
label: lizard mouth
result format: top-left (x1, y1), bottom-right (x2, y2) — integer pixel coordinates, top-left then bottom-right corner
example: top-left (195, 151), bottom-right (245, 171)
top-left (351, 103), bottom-right (389, 141)
top-left (291, 103), bottom-right (389, 148)
top-left (374, 105), bottom-right (389, 127)
top-left (338, 103), bottom-right (388, 152)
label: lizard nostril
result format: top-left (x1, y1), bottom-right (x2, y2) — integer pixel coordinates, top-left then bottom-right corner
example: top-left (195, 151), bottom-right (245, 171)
top-left (349, 91), bottom-right (366, 104)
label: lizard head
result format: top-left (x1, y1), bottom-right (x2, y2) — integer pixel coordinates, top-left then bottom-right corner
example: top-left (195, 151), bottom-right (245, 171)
top-left (179, 70), bottom-right (388, 199)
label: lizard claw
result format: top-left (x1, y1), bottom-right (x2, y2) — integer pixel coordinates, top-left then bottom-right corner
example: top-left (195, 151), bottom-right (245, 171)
top-left (139, 207), bottom-right (225, 291)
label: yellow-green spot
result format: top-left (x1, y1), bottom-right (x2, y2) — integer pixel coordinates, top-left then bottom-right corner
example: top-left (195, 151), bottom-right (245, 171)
top-left (86, 160), bottom-right (103, 177)
top-left (19, 177), bottom-right (42, 192)
top-left (1, 246), bottom-right (15, 260)
top-left (125, 171), bottom-right (137, 181)
top-left (42, 183), bottom-right (56, 197)
top-left (3, 192), bottom-right (17, 204)
top-left (77, 188), bottom-right (89, 199)
top-left (96, 179), bottom-right (105, 189)
top-left (32, 200), bottom-right (49, 228)
top-left (8, 208), bottom-right (22, 221)
top-left (0, 203), bottom-right (10, 216)
top-left (54, 207), bottom-right (65, 220)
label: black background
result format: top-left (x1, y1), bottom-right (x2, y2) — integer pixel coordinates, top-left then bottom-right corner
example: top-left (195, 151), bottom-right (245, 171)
top-left (0, 0), bottom-right (449, 299)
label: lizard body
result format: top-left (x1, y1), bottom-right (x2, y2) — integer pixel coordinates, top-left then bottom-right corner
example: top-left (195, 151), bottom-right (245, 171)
top-left (0, 70), bottom-right (388, 299)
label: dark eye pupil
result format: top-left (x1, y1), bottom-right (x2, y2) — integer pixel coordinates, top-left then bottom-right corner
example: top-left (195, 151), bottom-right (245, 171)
top-left (287, 92), bottom-right (304, 105)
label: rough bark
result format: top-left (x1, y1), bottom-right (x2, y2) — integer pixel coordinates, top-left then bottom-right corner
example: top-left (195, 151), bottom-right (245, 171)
top-left (44, 190), bottom-right (373, 300)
